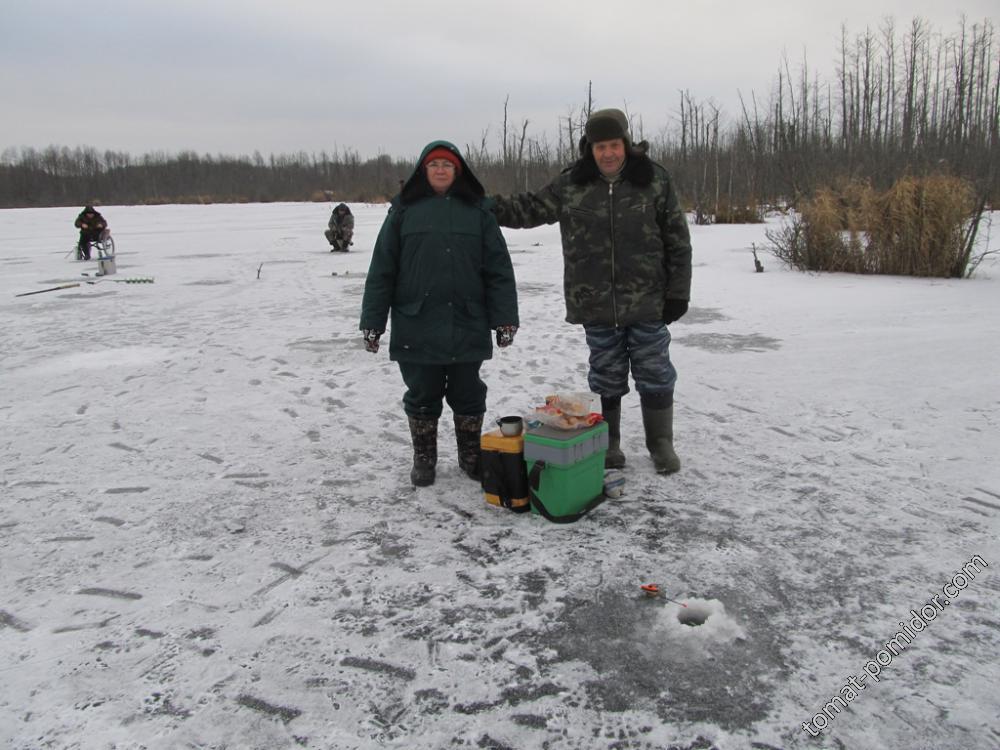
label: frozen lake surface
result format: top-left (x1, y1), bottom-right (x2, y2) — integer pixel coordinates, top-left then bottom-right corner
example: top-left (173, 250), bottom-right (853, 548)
top-left (1, 203), bottom-right (999, 749)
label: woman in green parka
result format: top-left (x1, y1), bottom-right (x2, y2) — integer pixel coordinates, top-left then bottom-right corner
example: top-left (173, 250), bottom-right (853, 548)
top-left (360, 140), bottom-right (519, 487)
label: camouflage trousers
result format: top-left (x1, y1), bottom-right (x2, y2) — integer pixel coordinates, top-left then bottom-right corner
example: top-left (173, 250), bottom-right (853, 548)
top-left (583, 321), bottom-right (676, 399)
top-left (325, 228), bottom-right (353, 247)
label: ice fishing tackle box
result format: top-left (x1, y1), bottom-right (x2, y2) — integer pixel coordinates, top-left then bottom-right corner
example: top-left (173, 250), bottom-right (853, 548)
top-left (480, 431), bottom-right (530, 512)
top-left (523, 421), bottom-right (608, 522)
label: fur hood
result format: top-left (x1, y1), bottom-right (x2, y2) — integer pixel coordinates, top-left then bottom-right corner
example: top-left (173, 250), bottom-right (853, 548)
top-left (398, 140), bottom-right (485, 206)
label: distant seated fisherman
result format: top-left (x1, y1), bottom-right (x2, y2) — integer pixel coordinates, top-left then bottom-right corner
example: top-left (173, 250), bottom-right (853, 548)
top-left (325, 203), bottom-right (355, 252)
top-left (74, 205), bottom-right (107, 260)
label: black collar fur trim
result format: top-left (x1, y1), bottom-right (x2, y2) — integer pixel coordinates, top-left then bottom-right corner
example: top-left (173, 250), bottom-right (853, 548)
top-left (399, 173), bottom-right (484, 206)
top-left (569, 144), bottom-right (655, 187)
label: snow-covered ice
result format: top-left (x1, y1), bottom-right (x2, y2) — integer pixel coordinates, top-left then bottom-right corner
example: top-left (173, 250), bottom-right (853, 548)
top-left (1, 202), bottom-right (999, 749)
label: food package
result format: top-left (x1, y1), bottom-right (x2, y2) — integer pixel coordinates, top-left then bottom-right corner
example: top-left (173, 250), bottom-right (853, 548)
top-left (549, 392), bottom-right (597, 416)
top-left (532, 393), bottom-right (602, 430)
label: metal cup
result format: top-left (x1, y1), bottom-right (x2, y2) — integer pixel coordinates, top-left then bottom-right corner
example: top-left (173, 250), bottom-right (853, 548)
top-left (497, 415), bottom-right (523, 437)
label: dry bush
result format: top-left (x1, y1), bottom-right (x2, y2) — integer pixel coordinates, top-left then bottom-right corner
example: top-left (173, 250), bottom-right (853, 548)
top-left (803, 188), bottom-right (859, 271)
top-left (714, 201), bottom-right (764, 224)
top-left (864, 175), bottom-right (976, 277)
top-left (769, 187), bottom-right (867, 272)
top-left (833, 177), bottom-right (876, 232)
top-left (768, 176), bottom-right (981, 277)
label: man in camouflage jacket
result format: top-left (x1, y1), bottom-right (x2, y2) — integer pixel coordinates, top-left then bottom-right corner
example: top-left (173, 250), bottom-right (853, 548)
top-left (492, 108), bottom-right (692, 474)
top-left (325, 203), bottom-right (355, 251)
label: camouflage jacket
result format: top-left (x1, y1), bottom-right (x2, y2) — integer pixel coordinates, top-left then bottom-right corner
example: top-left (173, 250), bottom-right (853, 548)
top-left (329, 204), bottom-right (354, 232)
top-left (492, 151), bottom-right (691, 327)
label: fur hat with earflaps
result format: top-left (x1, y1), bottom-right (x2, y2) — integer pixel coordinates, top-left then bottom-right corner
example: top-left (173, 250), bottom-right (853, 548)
top-left (584, 108), bottom-right (632, 146)
top-left (571, 108), bottom-right (654, 186)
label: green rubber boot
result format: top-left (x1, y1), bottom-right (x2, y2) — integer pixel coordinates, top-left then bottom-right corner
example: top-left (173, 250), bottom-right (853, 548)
top-left (640, 395), bottom-right (680, 475)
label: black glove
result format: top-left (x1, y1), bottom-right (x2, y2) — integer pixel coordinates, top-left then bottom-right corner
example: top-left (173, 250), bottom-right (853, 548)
top-left (663, 299), bottom-right (689, 324)
top-left (362, 329), bottom-right (383, 353)
top-left (495, 325), bottom-right (517, 348)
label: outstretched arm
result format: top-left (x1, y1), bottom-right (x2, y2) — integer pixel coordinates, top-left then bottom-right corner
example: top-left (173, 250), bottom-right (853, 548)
top-left (490, 177), bottom-right (563, 229)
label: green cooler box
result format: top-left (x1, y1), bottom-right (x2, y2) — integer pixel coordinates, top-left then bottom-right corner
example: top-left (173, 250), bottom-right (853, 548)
top-left (523, 421), bottom-right (608, 521)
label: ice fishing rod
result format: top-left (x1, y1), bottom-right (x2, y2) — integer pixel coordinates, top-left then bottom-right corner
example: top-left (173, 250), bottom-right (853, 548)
top-left (640, 583), bottom-right (688, 607)
top-left (14, 277), bottom-right (155, 297)
top-left (15, 282), bottom-right (81, 297)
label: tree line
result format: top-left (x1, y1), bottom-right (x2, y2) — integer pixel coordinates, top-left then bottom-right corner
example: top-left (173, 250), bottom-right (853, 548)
top-left (660, 16), bottom-right (999, 222)
top-left (1, 17), bottom-right (996, 213)
top-left (0, 147), bottom-right (412, 208)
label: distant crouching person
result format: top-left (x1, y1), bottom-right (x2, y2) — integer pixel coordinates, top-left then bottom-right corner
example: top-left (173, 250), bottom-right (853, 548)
top-left (325, 202), bottom-right (354, 251)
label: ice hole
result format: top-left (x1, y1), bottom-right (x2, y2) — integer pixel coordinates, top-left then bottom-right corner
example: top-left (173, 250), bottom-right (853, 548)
top-left (676, 602), bottom-right (714, 627)
top-left (654, 597), bottom-right (743, 645)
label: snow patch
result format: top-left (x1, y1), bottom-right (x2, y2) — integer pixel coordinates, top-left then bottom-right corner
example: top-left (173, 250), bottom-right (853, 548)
top-left (14, 346), bottom-right (176, 376)
top-left (652, 597), bottom-right (745, 646)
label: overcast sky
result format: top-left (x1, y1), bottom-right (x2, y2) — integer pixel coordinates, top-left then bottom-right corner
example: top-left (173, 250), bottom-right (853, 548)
top-left (3, 0), bottom-right (996, 160)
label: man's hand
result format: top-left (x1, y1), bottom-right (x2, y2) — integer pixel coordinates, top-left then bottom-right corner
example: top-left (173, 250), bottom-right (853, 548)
top-left (495, 325), bottom-right (518, 348)
top-left (362, 329), bottom-right (383, 353)
top-left (663, 299), bottom-right (689, 324)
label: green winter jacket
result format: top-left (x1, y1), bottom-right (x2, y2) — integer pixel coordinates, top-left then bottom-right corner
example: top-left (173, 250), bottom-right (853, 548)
top-left (492, 148), bottom-right (691, 327)
top-left (360, 140), bottom-right (519, 364)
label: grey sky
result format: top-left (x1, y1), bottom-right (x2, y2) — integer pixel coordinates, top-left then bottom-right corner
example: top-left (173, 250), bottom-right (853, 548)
top-left (3, 0), bottom-right (996, 160)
